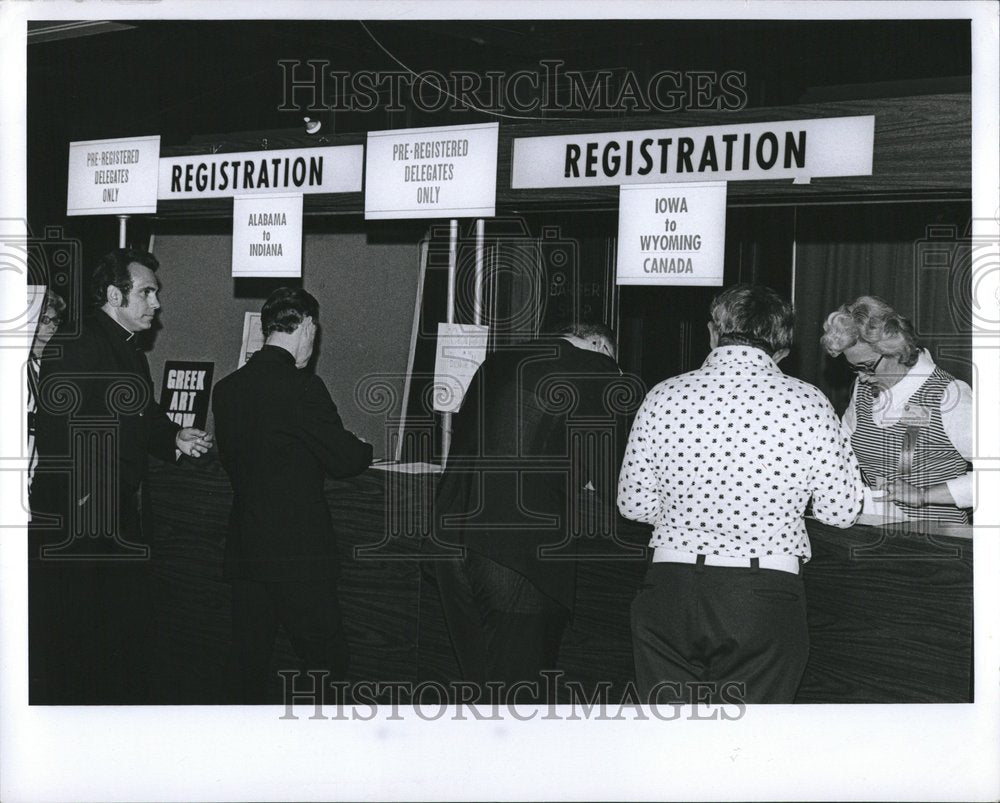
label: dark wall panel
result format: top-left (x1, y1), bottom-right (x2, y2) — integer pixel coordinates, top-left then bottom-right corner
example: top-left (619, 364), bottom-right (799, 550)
top-left (146, 229), bottom-right (422, 457)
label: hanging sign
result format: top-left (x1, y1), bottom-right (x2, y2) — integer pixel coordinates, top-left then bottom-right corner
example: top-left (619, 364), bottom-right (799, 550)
top-left (432, 323), bottom-right (490, 412)
top-left (238, 312), bottom-right (264, 368)
top-left (231, 194), bottom-right (303, 278)
top-left (616, 182), bottom-right (728, 286)
top-left (159, 360), bottom-right (215, 429)
top-left (67, 135), bottom-right (161, 215)
top-left (511, 115), bottom-right (874, 188)
top-left (159, 145), bottom-right (363, 199)
top-left (365, 122), bottom-right (499, 219)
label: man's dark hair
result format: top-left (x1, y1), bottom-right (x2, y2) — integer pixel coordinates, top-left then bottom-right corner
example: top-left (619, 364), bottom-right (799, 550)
top-left (90, 248), bottom-right (160, 308)
top-left (709, 283), bottom-right (794, 356)
top-left (261, 287), bottom-right (319, 337)
top-left (558, 322), bottom-right (618, 352)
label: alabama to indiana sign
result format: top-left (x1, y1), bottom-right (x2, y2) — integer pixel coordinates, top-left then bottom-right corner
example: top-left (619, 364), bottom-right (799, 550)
top-left (231, 194), bottom-right (304, 278)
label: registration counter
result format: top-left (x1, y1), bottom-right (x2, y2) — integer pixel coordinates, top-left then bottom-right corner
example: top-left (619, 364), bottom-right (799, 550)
top-left (145, 456), bottom-right (973, 705)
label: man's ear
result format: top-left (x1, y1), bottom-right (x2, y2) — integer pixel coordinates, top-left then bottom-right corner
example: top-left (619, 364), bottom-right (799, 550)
top-left (106, 284), bottom-right (122, 307)
top-left (707, 322), bottom-right (719, 349)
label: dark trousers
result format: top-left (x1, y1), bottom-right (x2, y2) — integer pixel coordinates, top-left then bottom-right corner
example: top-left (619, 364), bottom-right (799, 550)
top-left (435, 551), bottom-right (569, 696)
top-left (631, 561), bottom-right (809, 705)
top-left (229, 578), bottom-right (349, 704)
top-left (28, 496), bottom-right (152, 705)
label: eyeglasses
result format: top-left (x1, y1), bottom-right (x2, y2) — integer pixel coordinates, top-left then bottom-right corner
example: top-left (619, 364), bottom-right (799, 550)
top-left (846, 355), bottom-right (884, 375)
top-left (39, 315), bottom-right (63, 327)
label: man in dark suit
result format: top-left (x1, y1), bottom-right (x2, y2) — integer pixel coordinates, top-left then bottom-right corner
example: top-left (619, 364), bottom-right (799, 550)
top-left (213, 287), bottom-right (372, 703)
top-left (433, 323), bottom-right (631, 695)
top-left (30, 248), bottom-right (213, 704)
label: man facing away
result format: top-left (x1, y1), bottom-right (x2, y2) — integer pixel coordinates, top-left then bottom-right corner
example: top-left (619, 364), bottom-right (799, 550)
top-left (617, 284), bottom-right (864, 705)
top-left (31, 248), bottom-right (212, 704)
top-left (433, 323), bottom-right (632, 697)
top-left (213, 288), bottom-right (372, 703)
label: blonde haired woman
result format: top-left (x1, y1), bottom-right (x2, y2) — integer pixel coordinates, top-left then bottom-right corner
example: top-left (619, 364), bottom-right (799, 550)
top-left (821, 295), bottom-right (971, 524)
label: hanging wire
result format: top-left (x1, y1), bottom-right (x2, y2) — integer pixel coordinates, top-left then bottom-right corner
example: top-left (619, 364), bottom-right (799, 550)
top-left (359, 20), bottom-right (610, 123)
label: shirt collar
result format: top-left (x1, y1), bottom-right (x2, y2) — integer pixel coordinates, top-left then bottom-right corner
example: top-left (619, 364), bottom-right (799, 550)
top-left (703, 344), bottom-right (782, 372)
top-left (253, 344), bottom-right (297, 365)
top-left (880, 348), bottom-right (936, 408)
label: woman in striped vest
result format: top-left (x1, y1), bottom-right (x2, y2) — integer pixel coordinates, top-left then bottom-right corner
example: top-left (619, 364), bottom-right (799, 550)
top-left (821, 296), bottom-right (972, 524)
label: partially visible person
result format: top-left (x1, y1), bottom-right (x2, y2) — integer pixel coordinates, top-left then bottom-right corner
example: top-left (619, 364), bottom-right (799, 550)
top-left (821, 295), bottom-right (972, 524)
top-left (27, 289), bottom-right (66, 496)
top-left (433, 323), bottom-right (633, 697)
top-left (619, 284), bottom-right (863, 705)
top-left (213, 287), bottom-right (372, 703)
top-left (30, 248), bottom-right (212, 704)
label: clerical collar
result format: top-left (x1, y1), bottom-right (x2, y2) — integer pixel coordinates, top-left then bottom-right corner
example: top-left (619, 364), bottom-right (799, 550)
top-left (99, 308), bottom-right (137, 342)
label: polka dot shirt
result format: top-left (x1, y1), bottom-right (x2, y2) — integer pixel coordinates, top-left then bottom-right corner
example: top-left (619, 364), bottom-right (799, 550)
top-left (617, 346), bottom-right (864, 560)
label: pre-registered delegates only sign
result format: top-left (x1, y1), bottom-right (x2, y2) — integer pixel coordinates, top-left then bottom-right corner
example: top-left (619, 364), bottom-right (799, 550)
top-left (232, 194), bottom-right (303, 278)
top-left (67, 135), bottom-right (160, 215)
top-left (617, 182), bottom-right (728, 286)
top-left (364, 122), bottom-right (499, 219)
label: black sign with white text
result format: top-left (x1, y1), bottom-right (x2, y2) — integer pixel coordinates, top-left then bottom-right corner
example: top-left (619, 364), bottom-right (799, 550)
top-left (159, 360), bottom-right (214, 430)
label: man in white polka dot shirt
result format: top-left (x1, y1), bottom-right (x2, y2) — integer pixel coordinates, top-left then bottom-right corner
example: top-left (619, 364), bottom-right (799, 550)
top-left (618, 284), bottom-right (864, 704)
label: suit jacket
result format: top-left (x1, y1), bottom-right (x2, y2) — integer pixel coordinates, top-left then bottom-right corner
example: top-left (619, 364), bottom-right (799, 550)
top-left (434, 337), bottom-right (631, 610)
top-left (212, 345), bottom-right (372, 581)
top-left (32, 311), bottom-right (179, 525)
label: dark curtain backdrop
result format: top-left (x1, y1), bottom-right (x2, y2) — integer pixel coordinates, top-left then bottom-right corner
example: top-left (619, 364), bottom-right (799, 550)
top-left (792, 202), bottom-right (972, 416)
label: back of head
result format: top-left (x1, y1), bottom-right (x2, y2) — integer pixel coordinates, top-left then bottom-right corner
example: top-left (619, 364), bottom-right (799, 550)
top-left (90, 248), bottom-right (159, 308)
top-left (709, 283), bottom-right (794, 356)
top-left (261, 287), bottom-right (319, 337)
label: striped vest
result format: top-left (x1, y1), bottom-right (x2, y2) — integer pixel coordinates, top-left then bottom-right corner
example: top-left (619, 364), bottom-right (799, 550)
top-left (852, 367), bottom-right (970, 524)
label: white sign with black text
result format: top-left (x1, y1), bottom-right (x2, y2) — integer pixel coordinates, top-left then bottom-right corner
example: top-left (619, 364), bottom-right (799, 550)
top-left (159, 145), bottom-right (363, 200)
top-left (365, 122), bottom-right (499, 219)
top-left (511, 116), bottom-right (874, 188)
top-left (67, 135), bottom-right (160, 215)
top-left (231, 194), bottom-right (303, 278)
top-left (432, 323), bottom-right (490, 412)
top-left (616, 182), bottom-right (728, 286)
top-left (238, 312), bottom-right (264, 368)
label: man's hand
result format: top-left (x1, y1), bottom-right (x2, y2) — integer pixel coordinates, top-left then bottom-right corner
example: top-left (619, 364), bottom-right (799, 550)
top-left (176, 428), bottom-right (213, 458)
top-left (884, 479), bottom-right (928, 507)
top-left (885, 478), bottom-right (955, 508)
